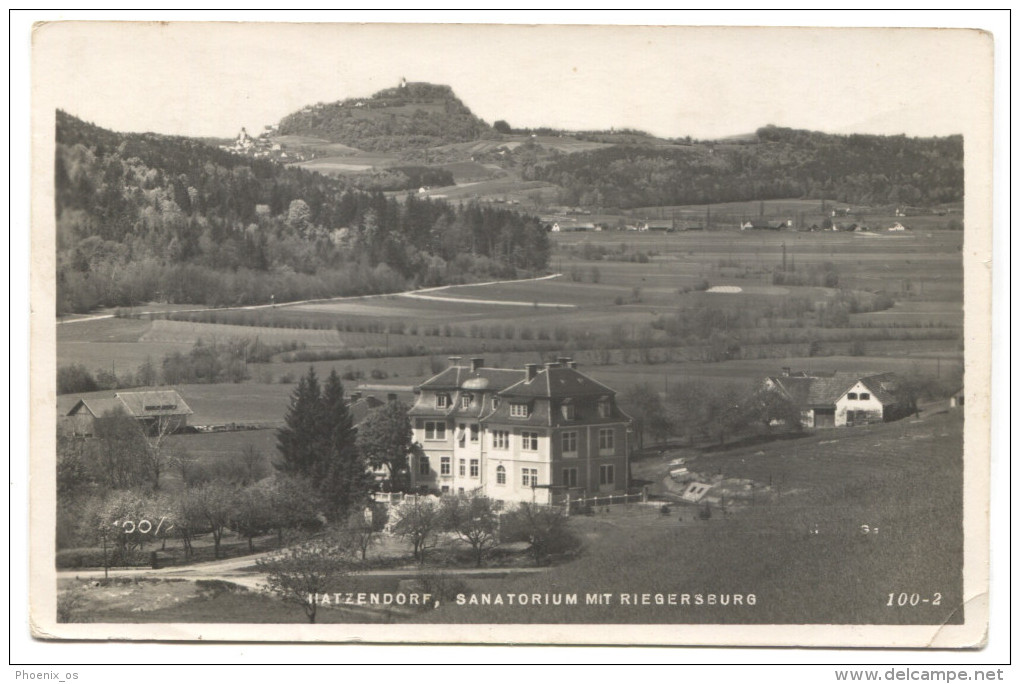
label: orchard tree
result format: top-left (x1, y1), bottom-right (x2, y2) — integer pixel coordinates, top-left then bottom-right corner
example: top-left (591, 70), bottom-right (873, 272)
top-left (502, 503), bottom-right (579, 567)
top-left (257, 541), bottom-right (357, 624)
top-left (91, 409), bottom-right (149, 489)
top-left (440, 494), bottom-right (499, 567)
top-left (265, 475), bottom-right (324, 545)
top-left (391, 496), bottom-right (441, 564)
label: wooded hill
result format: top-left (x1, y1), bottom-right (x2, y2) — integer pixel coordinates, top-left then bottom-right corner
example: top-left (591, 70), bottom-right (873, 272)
top-left (523, 125), bottom-right (964, 209)
top-left (277, 82), bottom-right (495, 152)
top-left (55, 111), bottom-right (549, 314)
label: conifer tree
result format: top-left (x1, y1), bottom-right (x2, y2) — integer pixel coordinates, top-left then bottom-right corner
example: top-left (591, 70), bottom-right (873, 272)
top-left (318, 370), bottom-right (372, 520)
top-left (275, 367), bottom-right (324, 476)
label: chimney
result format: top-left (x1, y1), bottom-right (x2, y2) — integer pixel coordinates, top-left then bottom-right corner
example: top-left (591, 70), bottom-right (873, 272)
top-left (350, 392), bottom-right (362, 402)
top-left (544, 361), bottom-right (558, 370)
top-left (448, 356), bottom-right (462, 368)
top-left (525, 363), bottom-right (538, 381)
top-left (557, 356), bottom-right (572, 366)
top-left (471, 357), bottom-right (484, 372)
top-left (387, 393), bottom-right (398, 403)
top-left (781, 367), bottom-right (791, 377)
top-left (567, 361), bottom-right (578, 369)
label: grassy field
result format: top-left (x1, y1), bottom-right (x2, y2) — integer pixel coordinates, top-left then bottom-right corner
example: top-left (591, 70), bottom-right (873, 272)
top-left (416, 410), bottom-right (963, 625)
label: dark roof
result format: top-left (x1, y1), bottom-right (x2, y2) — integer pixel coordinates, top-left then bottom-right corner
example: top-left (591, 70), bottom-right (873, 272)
top-left (769, 372), bottom-right (901, 408)
top-left (66, 391), bottom-right (193, 419)
top-left (418, 367), bottom-right (523, 392)
top-left (500, 366), bottom-right (615, 399)
top-left (115, 390), bottom-right (193, 417)
top-left (67, 397), bottom-right (124, 418)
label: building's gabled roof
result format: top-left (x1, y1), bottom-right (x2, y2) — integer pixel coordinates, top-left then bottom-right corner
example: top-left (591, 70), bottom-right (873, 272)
top-left (855, 373), bottom-right (900, 405)
top-left (769, 371), bottom-right (901, 408)
top-left (67, 397), bottom-right (125, 418)
top-left (114, 390), bottom-right (193, 417)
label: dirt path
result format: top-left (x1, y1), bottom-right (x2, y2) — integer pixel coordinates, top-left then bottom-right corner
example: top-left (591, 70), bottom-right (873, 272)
top-left (58, 548), bottom-right (547, 591)
top-left (57, 273), bottom-right (564, 325)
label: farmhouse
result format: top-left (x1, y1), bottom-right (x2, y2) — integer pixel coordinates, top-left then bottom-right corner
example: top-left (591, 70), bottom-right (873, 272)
top-left (763, 369), bottom-right (910, 428)
top-left (64, 390), bottom-right (193, 437)
top-left (408, 357), bottom-right (632, 504)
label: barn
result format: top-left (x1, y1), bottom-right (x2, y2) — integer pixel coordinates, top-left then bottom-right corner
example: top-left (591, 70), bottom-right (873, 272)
top-left (763, 370), bottom-right (910, 428)
top-left (63, 390), bottom-right (193, 437)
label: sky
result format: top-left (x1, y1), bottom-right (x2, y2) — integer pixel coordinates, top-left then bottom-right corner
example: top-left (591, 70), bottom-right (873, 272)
top-left (32, 18), bottom-right (993, 141)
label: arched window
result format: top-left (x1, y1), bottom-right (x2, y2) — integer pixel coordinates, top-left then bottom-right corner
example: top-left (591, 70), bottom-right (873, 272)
top-left (496, 465), bottom-right (506, 485)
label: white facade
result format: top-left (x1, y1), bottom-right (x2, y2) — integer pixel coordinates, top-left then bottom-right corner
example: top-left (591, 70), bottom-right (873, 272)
top-left (834, 380), bottom-right (886, 427)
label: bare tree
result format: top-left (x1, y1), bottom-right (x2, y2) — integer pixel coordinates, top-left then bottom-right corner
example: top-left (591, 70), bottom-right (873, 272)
top-left (391, 496), bottom-right (441, 564)
top-left (257, 541), bottom-right (356, 623)
top-left (440, 494), bottom-right (499, 567)
top-left (502, 503), bottom-right (579, 567)
top-left (342, 504), bottom-right (389, 561)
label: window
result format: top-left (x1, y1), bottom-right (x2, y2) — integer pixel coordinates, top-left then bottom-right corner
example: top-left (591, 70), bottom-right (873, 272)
top-left (457, 423), bottom-right (466, 447)
top-left (599, 428), bottom-right (615, 451)
top-left (562, 467), bottom-right (578, 487)
top-left (441, 485), bottom-right (450, 494)
top-left (496, 465), bottom-right (506, 485)
top-left (561, 431), bottom-right (578, 455)
top-left (847, 392), bottom-right (858, 400)
top-left (860, 393), bottom-right (870, 400)
top-left (424, 421), bottom-right (446, 440)
top-left (436, 393), bottom-right (450, 408)
top-left (510, 403), bottom-right (529, 418)
top-left (470, 459), bottom-right (479, 478)
top-left (470, 424), bottom-right (479, 442)
top-left (418, 456), bottom-right (431, 476)
top-left (522, 431), bottom-right (539, 451)
top-left (493, 430), bottom-right (509, 449)
top-left (522, 468), bottom-right (538, 487)
top-left (440, 456), bottom-right (451, 476)
top-left (492, 397), bottom-right (500, 410)
top-left (599, 464), bottom-right (615, 486)
top-left (598, 397), bottom-right (611, 419)
top-left (461, 393), bottom-right (472, 408)
top-left (458, 459), bottom-right (466, 476)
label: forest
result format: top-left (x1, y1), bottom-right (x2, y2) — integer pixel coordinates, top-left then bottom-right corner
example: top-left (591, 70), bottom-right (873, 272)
top-left (524, 126), bottom-right (964, 209)
top-left (55, 111), bottom-right (549, 314)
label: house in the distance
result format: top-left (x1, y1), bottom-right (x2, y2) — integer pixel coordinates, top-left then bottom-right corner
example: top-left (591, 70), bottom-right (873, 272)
top-left (408, 357), bottom-right (632, 504)
top-left (762, 369), bottom-right (910, 428)
top-left (64, 389), bottom-right (193, 437)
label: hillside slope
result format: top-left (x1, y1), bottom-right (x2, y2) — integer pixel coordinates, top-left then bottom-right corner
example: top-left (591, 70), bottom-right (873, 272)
top-left (55, 111), bottom-right (549, 314)
top-left (277, 82), bottom-right (495, 152)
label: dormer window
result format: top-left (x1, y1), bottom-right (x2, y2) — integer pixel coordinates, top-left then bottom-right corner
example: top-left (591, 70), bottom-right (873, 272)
top-left (510, 402), bottom-right (529, 418)
top-left (492, 397), bottom-right (500, 410)
top-left (436, 393), bottom-right (451, 409)
top-left (461, 393), bottom-right (472, 408)
top-left (561, 400), bottom-right (575, 420)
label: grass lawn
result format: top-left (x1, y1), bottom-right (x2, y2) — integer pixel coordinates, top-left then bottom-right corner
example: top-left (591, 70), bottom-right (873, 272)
top-left (418, 411), bottom-right (963, 625)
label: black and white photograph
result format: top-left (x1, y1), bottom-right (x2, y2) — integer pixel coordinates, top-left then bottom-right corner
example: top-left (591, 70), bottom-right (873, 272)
top-left (24, 17), bottom-right (996, 653)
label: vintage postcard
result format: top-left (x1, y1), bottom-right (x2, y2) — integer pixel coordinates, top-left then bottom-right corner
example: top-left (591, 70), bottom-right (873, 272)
top-left (29, 21), bottom-right (993, 647)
